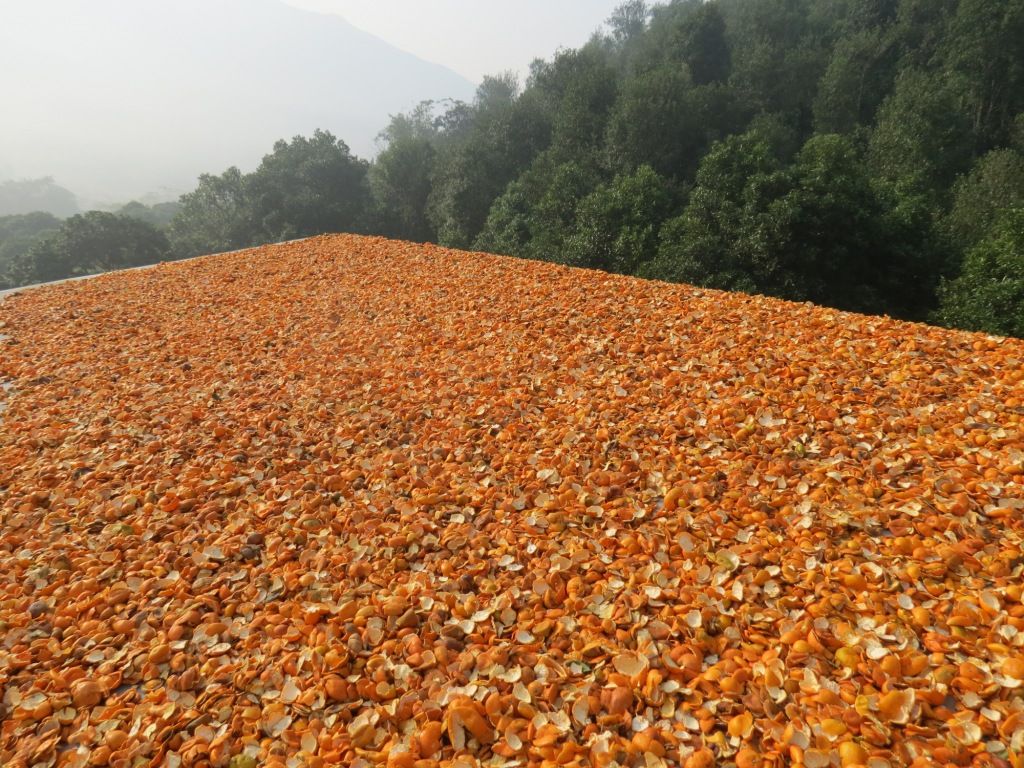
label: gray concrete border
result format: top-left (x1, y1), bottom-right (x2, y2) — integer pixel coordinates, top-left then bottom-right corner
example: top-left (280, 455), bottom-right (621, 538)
top-left (0, 235), bottom-right (317, 302)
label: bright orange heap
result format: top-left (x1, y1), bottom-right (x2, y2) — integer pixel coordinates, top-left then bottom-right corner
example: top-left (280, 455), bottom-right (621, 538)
top-left (0, 234), bottom-right (1022, 768)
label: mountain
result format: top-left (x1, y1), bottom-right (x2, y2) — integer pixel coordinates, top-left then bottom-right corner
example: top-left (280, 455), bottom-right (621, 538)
top-left (0, 178), bottom-right (79, 218)
top-left (0, 0), bottom-right (475, 205)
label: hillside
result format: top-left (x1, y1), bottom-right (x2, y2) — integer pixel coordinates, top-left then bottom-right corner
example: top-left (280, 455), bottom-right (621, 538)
top-left (0, 0), bottom-right (474, 203)
top-left (1, 235), bottom-right (1023, 767)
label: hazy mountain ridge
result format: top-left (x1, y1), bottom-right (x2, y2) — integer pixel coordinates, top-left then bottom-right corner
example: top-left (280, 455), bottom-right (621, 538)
top-left (0, 0), bottom-right (475, 205)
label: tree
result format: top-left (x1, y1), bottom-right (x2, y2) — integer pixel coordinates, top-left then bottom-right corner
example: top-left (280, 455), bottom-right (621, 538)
top-left (25, 212), bottom-right (169, 283)
top-left (944, 149), bottom-right (1024, 254)
top-left (473, 181), bottom-right (534, 258)
top-left (168, 167), bottom-right (253, 259)
top-left (782, 133), bottom-right (933, 315)
top-left (89, 0), bottom-right (1020, 334)
top-left (247, 130), bottom-right (370, 242)
top-left (644, 131), bottom-right (931, 316)
top-left (940, 0), bottom-right (1024, 148)
top-left (937, 208), bottom-right (1024, 338)
top-left (475, 154), bottom-right (602, 262)
top-left (0, 212), bottom-right (62, 288)
top-left (527, 161), bottom-right (605, 261)
top-left (635, 0), bottom-right (731, 85)
top-left (868, 69), bottom-right (974, 206)
top-left (813, 27), bottom-right (900, 133)
top-left (721, 0), bottom-right (829, 136)
top-left (427, 75), bottom-right (530, 248)
top-left (564, 166), bottom-right (673, 274)
top-left (118, 201), bottom-right (182, 229)
top-left (1012, 114), bottom-right (1024, 153)
top-left (605, 66), bottom-right (739, 179)
top-left (428, 139), bottom-right (510, 248)
top-left (642, 130), bottom-right (789, 295)
top-left (534, 46), bottom-right (619, 160)
top-left (890, 0), bottom-right (957, 67)
top-left (606, 1), bottom-right (650, 47)
top-left (673, 1), bottom-right (731, 85)
top-left (371, 103), bottom-right (442, 242)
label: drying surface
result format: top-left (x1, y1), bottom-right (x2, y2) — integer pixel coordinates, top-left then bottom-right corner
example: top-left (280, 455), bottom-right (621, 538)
top-left (1, 234), bottom-right (1022, 768)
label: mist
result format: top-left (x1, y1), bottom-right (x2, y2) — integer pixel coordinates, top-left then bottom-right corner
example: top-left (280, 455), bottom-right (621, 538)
top-left (0, 0), bottom-right (474, 207)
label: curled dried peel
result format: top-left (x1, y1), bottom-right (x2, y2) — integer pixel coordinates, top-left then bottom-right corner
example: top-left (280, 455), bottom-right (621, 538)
top-left (728, 711), bottom-right (754, 738)
top-left (1002, 657), bottom-right (1024, 681)
top-left (877, 689), bottom-right (915, 724)
top-left (0, 234), bottom-right (1021, 767)
top-left (612, 650), bottom-right (649, 678)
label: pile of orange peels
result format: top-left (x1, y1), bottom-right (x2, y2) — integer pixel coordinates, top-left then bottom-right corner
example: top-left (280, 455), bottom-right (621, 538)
top-left (0, 234), bottom-right (1022, 768)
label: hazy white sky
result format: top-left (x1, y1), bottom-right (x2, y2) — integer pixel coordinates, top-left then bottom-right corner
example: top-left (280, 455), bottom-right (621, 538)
top-left (283, 0), bottom-right (625, 82)
top-left (0, 0), bottom-right (626, 204)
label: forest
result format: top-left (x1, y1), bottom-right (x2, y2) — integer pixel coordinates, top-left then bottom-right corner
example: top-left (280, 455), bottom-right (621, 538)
top-left (1, 0), bottom-right (1022, 337)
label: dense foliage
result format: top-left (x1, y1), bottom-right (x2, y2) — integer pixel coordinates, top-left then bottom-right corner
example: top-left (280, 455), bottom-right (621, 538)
top-left (0, 212), bottom-right (62, 289)
top-left (168, 130), bottom-right (370, 258)
top-left (15, 212), bottom-right (170, 285)
top-left (2, 0), bottom-right (1021, 336)
top-left (363, 0), bottom-right (1024, 334)
top-left (117, 200), bottom-right (182, 228)
top-left (937, 208), bottom-right (1024, 338)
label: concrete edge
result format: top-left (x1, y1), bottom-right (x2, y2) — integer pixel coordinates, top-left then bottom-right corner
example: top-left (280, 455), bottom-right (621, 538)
top-left (0, 235), bottom-right (319, 302)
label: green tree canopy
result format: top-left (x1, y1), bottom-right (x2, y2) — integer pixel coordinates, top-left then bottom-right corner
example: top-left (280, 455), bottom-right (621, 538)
top-left (937, 208), bottom-right (1024, 337)
top-left (868, 69), bottom-right (974, 205)
top-left (606, 1), bottom-right (650, 48)
top-left (565, 166), bottom-right (673, 274)
top-left (605, 66), bottom-right (739, 180)
top-left (0, 212), bottom-right (62, 289)
top-left (140, 0), bottom-right (1024, 338)
top-left (168, 168), bottom-right (253, 259)
top-left (426, 75), bottom-right (531, 248)
top-left (475, 155), bottom-right (603, 262)
top-left (247, 130), bottom-right (370, 242)
top-left (117, 201), bottom-right (182, 229)
top-left (370, 103), bottom-right (444, 243)
top-left (644, 131), bottom-right (931, 316)
top-left (25, 212), bottom-right (169, 283)
top-left (641, 130), bottom-right (790, 295)
top-left (812, 26), bottom-right (900, 133)
top-left (944, 149), bottom-right (1024, 253)
top-left (940, 0), bottom-right (1024, 147)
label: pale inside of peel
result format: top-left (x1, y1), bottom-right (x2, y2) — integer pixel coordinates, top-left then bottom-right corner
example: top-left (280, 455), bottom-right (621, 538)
top-left (878, 689), bottom-right (915, 724)
top-left (612, 650), bottom-right (649, 677)
top-left (261, 709), bottom-right (292, 738)
top-left (572, 695), bottom-right (590, 726)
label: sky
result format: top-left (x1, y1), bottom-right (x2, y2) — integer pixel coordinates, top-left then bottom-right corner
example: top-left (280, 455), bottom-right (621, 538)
top-left (283, 0), bottom-right (625, 82)
top-left (0, 0), bottom-right (624, 206)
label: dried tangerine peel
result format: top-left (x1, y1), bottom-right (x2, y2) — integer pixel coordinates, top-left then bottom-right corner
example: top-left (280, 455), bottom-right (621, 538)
top-left (0, 234), bottom-right (1022, 768)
